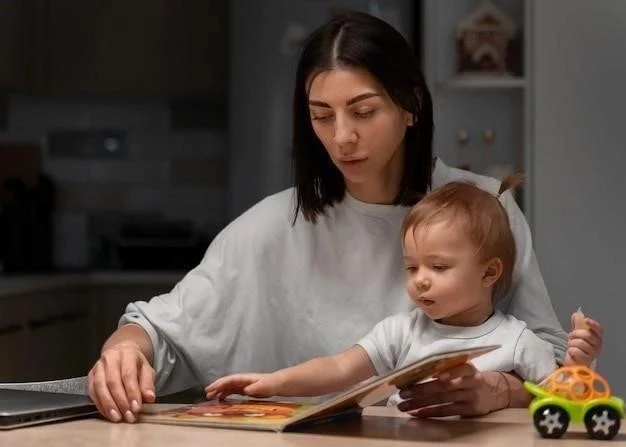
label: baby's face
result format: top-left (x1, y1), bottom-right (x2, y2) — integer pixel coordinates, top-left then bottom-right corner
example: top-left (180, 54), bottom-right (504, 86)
top-left (403, 221), bottom-right (494, 326)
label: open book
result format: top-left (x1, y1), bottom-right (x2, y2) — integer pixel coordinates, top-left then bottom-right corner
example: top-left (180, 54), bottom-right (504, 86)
top-left (139, 344), bottom-right (499, 432)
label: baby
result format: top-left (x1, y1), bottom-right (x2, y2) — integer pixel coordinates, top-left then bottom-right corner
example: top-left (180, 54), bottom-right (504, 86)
top-left (205, 177), bottom-right (602, 404)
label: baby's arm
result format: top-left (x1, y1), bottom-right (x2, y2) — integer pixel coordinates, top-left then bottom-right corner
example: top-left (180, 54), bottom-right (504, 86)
top-left (205, 345), bottom-right (376, 399)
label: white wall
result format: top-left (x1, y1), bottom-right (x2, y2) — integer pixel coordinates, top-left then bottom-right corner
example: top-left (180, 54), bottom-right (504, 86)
top-left (423, 0), bottom-right (525, 178)
top-left (531, 0), bottom-right (626, 394)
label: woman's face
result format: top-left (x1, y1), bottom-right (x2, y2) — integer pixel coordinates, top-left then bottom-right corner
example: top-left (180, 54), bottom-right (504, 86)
top-left (307, 67), bottom-right (412, 202)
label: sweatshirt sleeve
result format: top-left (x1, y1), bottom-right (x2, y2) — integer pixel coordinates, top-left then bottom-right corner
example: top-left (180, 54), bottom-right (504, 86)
top-left (513, 328), bottom-right (558, 382)
top-left (357, 312), bottom-right (413, 376)
top-left (498, 190), bottom-right (568, 364)
top-left (119, 231), bottom-right (233, 396)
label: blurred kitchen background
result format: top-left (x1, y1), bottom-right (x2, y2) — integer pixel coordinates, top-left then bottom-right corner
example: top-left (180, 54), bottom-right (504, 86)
top-left (1, 0), bottom-right (625, 396)
top-left (0, 0), bottom-right (416, 274)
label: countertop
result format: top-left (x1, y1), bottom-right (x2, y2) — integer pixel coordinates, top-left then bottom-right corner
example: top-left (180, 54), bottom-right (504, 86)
top-left (0, 271), bottom-right (186, 299)
top-left (1, 407), bottom-right (621, 446)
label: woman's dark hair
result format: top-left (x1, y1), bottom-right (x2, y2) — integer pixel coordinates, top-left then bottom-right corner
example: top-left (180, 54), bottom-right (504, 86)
top-left (292, 11), bottom-right (434, 223)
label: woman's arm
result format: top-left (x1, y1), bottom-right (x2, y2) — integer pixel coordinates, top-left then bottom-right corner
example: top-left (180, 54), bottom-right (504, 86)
top-left (499, 191), bottom-right (568, 363)
top-left (101, 323), bottom-right (154, 363)
top-left (206, 345), bottom-right (376, 398)
top-left (490, 371), bottom-right (532, 409)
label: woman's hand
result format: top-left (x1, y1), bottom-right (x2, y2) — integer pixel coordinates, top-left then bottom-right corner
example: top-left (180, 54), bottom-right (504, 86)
top-left (88, 341), bottom-right (156, 423)
top-left (205, 373), bottom-right (283, 400)
top-left (396, 363), bottom-right (511, 418)
top-left (565, 314), bottom-right (603, 366)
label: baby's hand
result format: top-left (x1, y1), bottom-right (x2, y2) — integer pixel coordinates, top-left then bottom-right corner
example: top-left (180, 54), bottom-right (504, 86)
top-left (204, 373), bottom-right (282, 400)
top-left (564, 309), bottom-right (603, 366)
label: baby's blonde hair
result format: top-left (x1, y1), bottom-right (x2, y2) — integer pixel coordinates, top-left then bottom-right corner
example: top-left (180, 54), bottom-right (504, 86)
top-left (402, 174), bottom-right (524, 300)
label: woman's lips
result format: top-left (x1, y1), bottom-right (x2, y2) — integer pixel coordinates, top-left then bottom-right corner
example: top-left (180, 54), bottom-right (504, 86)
top-left (339, 158), bottom-right (367, 169)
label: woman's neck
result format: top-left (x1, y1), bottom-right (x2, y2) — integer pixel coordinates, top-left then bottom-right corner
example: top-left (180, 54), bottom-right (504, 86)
top-left (345, 181), bottom-right (398, 204)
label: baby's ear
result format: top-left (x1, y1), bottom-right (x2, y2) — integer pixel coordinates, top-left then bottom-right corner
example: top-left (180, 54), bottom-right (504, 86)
top-left (482, 258), bottom-right (503, 288)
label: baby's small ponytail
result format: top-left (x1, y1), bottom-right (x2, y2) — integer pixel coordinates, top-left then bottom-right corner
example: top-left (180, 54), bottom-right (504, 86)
top-left (498, 172), bottom-right (525, 197)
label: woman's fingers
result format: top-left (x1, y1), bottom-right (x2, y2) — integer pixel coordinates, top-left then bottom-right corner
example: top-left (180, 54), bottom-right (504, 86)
top-left (139, 362), bottom-right (157, 404)
top-left (398, 388), bottom-right (475, 412)
top-left (396, 363), bottom-right (500, 417)
top-left (89, 360), bottom-right (123, 422)
top-left (399, 362), bottom-right (478, 400)
top-left (119, 350), bottom-right (141, 420)
top-left (409, 402), bottom-right (473, 418)
top-left (87, 345), bottom-right (154, 423)
top-left (435, 362), bottom-right (478, 381)
top-left (88, 364), bottom-right (111, 420)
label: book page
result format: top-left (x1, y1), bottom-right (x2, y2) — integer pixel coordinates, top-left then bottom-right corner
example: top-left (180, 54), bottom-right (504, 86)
top-left (140, 400), bottom-right (316, 431)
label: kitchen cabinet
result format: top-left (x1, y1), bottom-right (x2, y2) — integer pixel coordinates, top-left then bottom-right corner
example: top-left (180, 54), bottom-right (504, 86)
top-left (0, 0), bottom-right (37, 90)
top-left (0, 286), bottom-right (93, 382)
top-left (38, 0), bottom-right (227, 97)
top-left (0, 299), bottom-right (27, 381)
top-left (25, 287), bottom-right (93, 381)
top-left (0, 280), bottom-right (175, 382)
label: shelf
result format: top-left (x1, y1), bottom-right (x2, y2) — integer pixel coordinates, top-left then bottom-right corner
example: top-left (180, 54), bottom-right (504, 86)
top-left (443, 75), bottom-right (526, 90)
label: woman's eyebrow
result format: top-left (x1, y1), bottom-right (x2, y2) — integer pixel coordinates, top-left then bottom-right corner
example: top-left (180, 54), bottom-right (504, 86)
top-left (308, 92), bottom-right (382, 108)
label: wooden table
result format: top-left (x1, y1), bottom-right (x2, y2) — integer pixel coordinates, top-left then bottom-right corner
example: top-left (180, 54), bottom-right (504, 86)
top-left (2, 406), bottom-right (625, 446)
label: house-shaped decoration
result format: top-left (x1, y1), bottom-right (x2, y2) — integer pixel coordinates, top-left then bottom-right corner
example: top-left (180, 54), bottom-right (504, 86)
top-left (456, 1), bottom-right (517, 75)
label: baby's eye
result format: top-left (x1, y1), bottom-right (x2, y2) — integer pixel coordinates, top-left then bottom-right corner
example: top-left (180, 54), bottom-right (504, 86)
top-left (405, 266), bottom-right (417, 273)
top-left (432, 264), bottom-right (448, 271)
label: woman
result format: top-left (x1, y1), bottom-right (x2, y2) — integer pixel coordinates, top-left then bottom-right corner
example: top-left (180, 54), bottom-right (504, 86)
top-left (88, 11), bottom-right (572, 423)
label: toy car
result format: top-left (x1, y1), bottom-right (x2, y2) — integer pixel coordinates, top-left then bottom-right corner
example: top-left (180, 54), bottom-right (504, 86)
top-left (525, 365), bottom-right (624, 440)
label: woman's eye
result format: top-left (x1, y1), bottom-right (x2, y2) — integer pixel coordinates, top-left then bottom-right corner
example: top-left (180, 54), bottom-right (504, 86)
top-left (355, 110), bottom-right (375, 118)
top-left (311, 115), bottom-right (332, 122)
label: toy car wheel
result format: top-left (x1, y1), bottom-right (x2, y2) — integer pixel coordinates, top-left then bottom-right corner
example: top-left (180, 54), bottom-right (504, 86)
top-left (533, 405), bottom-right (570, 439)
top-left (584, 405), bottom-right (621, 440)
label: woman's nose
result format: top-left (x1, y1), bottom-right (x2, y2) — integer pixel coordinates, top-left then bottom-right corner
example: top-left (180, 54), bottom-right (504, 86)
top-left (333, 118), bottom-right (357, 147)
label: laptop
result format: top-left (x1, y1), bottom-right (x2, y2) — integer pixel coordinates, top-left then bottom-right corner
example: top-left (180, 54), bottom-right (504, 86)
top-left (0, 388), bottom-right (98, 429)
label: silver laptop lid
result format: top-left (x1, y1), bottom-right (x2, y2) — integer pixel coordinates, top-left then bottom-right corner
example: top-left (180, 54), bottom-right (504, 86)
top-left (0, 389), bottom-right (97, 429)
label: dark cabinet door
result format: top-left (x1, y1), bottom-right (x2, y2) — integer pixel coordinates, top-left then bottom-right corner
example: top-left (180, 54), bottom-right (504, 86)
top-left (0, 288), bottom-right (92, 382)
top-left (0, 0), bottom-right (37, 90)
top-left (40, 0), bottom-right (227, 97)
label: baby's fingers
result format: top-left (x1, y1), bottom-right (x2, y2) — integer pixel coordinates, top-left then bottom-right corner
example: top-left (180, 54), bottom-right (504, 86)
top-left (205, 375), bottom-right (259, 399)
top-left (585, 318), bottom-right (603, 338)
top-left (569, 329), bottom-right (602, 350)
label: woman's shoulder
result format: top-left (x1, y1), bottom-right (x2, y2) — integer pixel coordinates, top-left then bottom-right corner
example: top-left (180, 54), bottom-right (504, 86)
top-left (218, 188), bottom-right (296, 244)
top-left (434, 158), bottom-right (533, 280)
top-left (432, 158), bottom-right (501, 194)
